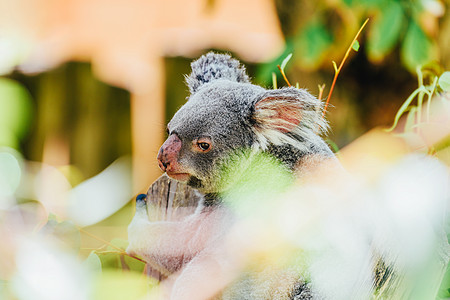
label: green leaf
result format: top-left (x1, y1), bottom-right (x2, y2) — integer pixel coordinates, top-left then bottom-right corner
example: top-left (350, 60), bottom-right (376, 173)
top-left (0, 78), bottom-right (33, 147)
top-left (42, 218), bottom-right (81, 252)
top-left (280, 53), bottom-right (293, 71)
top-left (83, 251), bottom-right (102, 274)
top-left (97, 238), bottom-right (145, 273)
top-left (401, 21), bottom-right (437, 72)
top-left (107, 238), bottom-right (129, 251)
top-left (222, 151), bottom-right (293, 217)
top-left (294, 20), bottom-right (333, 69)
top-left (123, 255), bottom-right (146, 273)
top-left (367, 1), bottom-right (405, 61)
top-left (352, 40), bottom-right (360, 52)
top-left (385, 87), bottom-right (423, 132)
top-left (255, 41), bottom-right (294, 84)
top-left (97, 251), bottom-right (122, 269)
top-left (0, 151), bottom-right (21, 196)
top-left (342, 0), bottom-right (354, 6)
top-left (357, 0), bottom-right (385, 6)
top-left (325, 139), bottom-right (340, 154)
top-left (438, 71), bottom-right (450, 92)
top-left (437, 263), bottom-right (450, 298)
top-left (93, 270), bottom-right (156, 300)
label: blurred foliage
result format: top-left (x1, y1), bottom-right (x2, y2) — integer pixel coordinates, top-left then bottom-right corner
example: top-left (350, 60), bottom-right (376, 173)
top-left (0, 64), bottom-right (136, 298)
top-left (0, 151), bottom-right (22, 197)
top-left (91, 270), bottom-right (154, 300)
top-left (0, 0), bottom-right (449, 298)
top-left (385, 67), bottom-right (447, 135)
top-left (8, 63), bottom-right (131, 179)
top-left (266, 0), bottom-right (442, 77)
top-left (43, 214), bottom-right (82, 253)
top-left (254, 0), bottom-right (450, 147)
top-left (439, 263), bottom-right (450, 299)
top-left (0, 78), bottom-right (33, 149)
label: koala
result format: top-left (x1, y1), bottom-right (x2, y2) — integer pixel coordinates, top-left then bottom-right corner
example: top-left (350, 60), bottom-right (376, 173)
top-left (157, 52), bottom-right (334, 201)
top-left (127, 52), bottom-right (337, 299)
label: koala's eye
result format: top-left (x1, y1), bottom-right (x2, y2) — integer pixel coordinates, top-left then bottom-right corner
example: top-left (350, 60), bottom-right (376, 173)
top-left (193, 137), bottom-right (212, 153)
top-left (198, 142), bottom-right (210, 151)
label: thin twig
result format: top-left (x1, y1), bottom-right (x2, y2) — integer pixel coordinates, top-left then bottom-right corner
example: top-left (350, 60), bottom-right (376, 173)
top-left (322, 18), bottom-right (369, 118)
top-left (79, 227), bottom-right (124, 252)
top-left (79, 227), bottom-right (171, 276)
top-left (318, 84), bottom-right (326, 101)
top-left (277, 65), bottom-right (292, 87)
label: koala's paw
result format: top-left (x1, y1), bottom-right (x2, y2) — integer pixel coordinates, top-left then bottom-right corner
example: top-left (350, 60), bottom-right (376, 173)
top-left (134, 193), bottom-right (149, 217)
top-left (136, 193), bottom-right (147, 205)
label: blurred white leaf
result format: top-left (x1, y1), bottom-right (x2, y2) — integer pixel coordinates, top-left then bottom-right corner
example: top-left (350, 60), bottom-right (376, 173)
top-left (0, 150), bottom-right (21, 200)
top-left (11, 237), bottom-right (92, 300)
top-left (68, 156), bottom-right (133, 226)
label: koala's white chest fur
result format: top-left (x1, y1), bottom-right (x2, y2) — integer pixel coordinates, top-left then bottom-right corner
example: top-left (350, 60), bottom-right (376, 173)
top-left (127, 193), bottom-right (244, 299)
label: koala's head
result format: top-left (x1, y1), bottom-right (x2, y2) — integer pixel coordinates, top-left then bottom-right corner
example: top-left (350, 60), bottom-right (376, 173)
top-left (157, 52), bottom-right (327, 194)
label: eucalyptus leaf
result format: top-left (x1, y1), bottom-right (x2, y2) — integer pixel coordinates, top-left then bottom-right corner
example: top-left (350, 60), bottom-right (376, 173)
top-left (107, 238), bottom-right (129, 251)
top-left (294, 20), bottom-right (333, 69)
top-left (280, 53), bottom-right (293, 71)
top-left (401, 22), bottom-right (436, 72)
top-left (0, 152), bottom-right (21, 197)
top-left (0, 78), bottom-right (33, 143)
top-left (342, 0), bottom-right (354, 6)
top-left (255, 42), bottom-right (294, 84)
top-left (367, 1), bottom-right (404, 61)
top-left (42, 218), bottom-right (81, 252)
top-left (385, 87), bottom-right (423, 132)
top-left (438, 71), bottom-right (450, 92)
top-left (84, 251), bottom-right (102, 274)
top-left (93, 270), bottom-right (156, 300)
top-left (97, 251), bottom-right (121, 269)
top-left (352, 40), bottom-right (360, 52)
top-left (437, 260), bottom-right (450, 298)
top-left (356, 0), bottom-right (383, 7)
top-left (325, 139), bottom-right (340, 154)
top-left (124, 255), bottom-right (146, 273)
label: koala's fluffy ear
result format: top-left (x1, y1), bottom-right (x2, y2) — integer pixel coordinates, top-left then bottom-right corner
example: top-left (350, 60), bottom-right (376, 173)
top-left (185, 52), bottom-right (250, 94)
top-left (252, 87), bottom-right (328, 147)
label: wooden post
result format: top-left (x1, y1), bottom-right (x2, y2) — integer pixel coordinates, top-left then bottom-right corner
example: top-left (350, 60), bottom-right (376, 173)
top-left (145, 174), bottom-right (202, 221)
top-left (141, 174), bottom-right (202, 281)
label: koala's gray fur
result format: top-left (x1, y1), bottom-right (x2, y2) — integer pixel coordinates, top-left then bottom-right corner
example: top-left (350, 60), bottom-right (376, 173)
top-left (185, 52), bottom-right (251, 94)
top-left (168, 52), bottom-right (333, 196)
